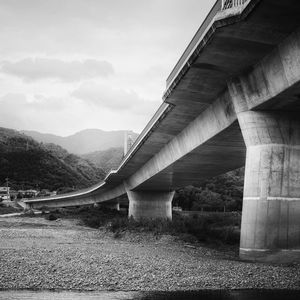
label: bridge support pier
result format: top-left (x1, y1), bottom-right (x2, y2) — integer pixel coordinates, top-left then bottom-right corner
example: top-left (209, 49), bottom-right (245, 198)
top-left (112, 203), bottom-right (120, 211)
top-left (238, 111), bottom-right (300, 263)
top-left (127, 190), bottom-right (174, 220)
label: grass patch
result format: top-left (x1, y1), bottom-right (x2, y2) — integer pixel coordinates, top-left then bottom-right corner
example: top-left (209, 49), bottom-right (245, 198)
top-left (46, 213), bottom-right (58, 221)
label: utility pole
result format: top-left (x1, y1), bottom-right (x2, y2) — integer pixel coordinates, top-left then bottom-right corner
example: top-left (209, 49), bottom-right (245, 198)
top-left (124, 131), bottom-right (128, 157)
top-left (124, 131), bottom-right (134, 157)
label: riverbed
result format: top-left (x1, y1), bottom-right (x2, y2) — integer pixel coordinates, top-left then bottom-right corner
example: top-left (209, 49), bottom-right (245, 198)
top-left (0, 216), bottom-right (299, 291)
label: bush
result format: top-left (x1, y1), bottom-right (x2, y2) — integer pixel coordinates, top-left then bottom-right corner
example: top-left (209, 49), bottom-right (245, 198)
top-left (172, 212), bottom-right (241, 244)
top-left (23, 209), bottom-right (35, 217)
top-left (82, 215), bottom-right (103, 228)
top-left (51, 206), bottom-right (241, 246)
top-left (46, 213), bottom-right (58, 221)
top-left (0, 203), bottom-right (23, 215)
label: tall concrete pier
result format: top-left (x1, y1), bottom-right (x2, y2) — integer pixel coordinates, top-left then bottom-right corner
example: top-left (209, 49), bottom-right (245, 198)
top-left (228, 24), bottom-right (300, 261)
top-left (128, 191), bottom-right (174, 220)
top-left (238, 112), bottom-right (300, 262)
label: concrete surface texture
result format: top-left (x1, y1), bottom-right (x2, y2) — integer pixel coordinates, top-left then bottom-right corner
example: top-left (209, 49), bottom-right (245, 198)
top-left (238, 112), bottom-right (300, 262)
top-left (23, 0), bottom-right (300, 262)
top-left (128, 191), bottom-right (174, 220)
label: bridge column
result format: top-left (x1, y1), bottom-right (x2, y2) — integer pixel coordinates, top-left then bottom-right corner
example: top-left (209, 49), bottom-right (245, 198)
top-left (112, 203), bottom-right (120, 211)
top-left (127, 190), bottom-right (174, 220)
top-left (238, 111), bottom-right (300, 262)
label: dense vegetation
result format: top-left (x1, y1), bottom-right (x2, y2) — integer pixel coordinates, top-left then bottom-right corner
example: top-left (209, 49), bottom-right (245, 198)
top-left (47, 206), bottom-right (241, 245)
top-left (0, 202), bottom-right (22, 215)
top-left (173, 169), bottom-right (244, 212)
top-left (0, 127), bottom-right (105, 191)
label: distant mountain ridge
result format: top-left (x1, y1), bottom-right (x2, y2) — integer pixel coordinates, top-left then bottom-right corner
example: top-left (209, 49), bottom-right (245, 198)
top-left (23, 129), bottom-right (139, 155)
top-left (0, 127), bottom-right (105, 191)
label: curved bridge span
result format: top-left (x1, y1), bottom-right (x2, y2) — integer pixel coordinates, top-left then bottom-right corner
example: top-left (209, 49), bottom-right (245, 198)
top-left (24, 0), bottom-right (300, 263)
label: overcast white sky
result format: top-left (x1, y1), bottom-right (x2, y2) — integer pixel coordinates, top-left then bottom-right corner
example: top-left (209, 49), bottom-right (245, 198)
top-left (0, 0), bottom-right (215, 136)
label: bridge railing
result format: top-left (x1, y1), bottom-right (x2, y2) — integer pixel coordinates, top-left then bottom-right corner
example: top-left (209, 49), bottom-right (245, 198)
top-left (166, 0), bottom-right (222, 88)
top-left (222, 0), bottom-right (248, 10)
top-left (166, 0), bottom-right (250, 88)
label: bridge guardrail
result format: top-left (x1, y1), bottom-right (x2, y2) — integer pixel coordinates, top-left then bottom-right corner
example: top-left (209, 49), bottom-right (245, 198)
top-left (222, 0), bottom-right (248, 10)
top-left (166, 0), bottom-right (250, 88)
top-left (105, 102), bottom-right (172, 177)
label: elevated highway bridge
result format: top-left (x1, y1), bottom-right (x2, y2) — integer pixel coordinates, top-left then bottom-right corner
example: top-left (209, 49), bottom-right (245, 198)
top-left (24, 0), bottom-right (300, 262)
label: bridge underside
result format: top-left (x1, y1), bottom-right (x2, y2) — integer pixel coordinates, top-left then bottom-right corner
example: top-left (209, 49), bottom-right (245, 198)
top-left (134, 121), bottom-right (245, 191)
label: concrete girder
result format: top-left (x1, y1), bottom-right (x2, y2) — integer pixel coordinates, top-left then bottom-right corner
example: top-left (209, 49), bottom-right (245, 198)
top-left (124, 92), bottom-right (238, 191)
top-left (26, 184), bottom-right (126, 210)
top-left (228, 27), bottom-right (300, 112)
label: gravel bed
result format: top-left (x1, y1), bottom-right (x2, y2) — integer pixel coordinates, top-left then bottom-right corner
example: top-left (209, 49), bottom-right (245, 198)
top-left (0, 216), bottom-right (299, 291)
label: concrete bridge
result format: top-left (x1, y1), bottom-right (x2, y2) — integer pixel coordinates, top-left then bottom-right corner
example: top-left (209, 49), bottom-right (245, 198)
top-left (24, 0), bottom-right (300, 263)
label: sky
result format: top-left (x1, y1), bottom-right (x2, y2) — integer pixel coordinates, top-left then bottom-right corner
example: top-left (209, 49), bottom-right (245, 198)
top-left (0, 0), bottom-right (215, 136)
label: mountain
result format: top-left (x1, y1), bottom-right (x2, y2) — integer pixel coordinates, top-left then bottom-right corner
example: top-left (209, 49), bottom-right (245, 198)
top-left (0, 127), bottom-right (105, 191)
top-left (23, 129), bottom-right (139, 155)
top-left (82, 147), bottom-right (124, 173)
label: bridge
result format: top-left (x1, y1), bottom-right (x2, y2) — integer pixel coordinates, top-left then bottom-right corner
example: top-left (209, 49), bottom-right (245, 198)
top-left (24, 0), bottom-right (300, 263)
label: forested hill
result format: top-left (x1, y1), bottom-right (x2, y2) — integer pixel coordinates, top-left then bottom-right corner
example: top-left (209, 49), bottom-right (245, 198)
top-left (0, 127), bottom-right (105, 191)
top-left (173, 168), bottom-right (245, 212)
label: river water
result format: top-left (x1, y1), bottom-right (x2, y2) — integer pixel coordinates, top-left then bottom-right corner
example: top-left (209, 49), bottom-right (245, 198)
top-left (0, 290), bottom-right (299, 300)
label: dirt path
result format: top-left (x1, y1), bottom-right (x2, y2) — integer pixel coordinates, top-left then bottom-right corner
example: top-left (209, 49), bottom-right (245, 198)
top-left (0, 216), bottom-right (299, 291)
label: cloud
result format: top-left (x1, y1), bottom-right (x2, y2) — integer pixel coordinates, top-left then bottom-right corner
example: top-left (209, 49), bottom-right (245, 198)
top-left (0, 58), bottom-right (114, 82)
top-left (0, 93), bottom-right (37, 130)
top-left (71, 82), bottom-right (160, 114)
top-left (29, 94), bottom-right (70, 111)
top-left (0, 91), bottom-right (160, 136)
top-left (0, 93), bottom-right (75, 132)
top-left (0, 0), bottom-right (216, 135)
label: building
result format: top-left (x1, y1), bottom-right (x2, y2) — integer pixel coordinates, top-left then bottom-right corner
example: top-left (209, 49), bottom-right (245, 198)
top-left (0, 187), bottom-right (10, 201)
